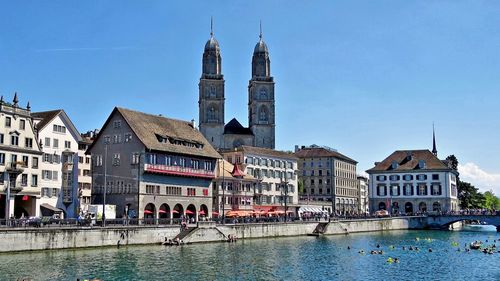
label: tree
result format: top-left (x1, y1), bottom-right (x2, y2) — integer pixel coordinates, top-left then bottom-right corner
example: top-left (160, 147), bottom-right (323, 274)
top-left (298, 179), bottom-right (305, 195)
top-left (483, 190), bottom-right (500, 210)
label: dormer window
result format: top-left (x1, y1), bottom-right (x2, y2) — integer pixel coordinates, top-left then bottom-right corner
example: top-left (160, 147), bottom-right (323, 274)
top-left (391, 161), bottom-right (399, 170)
top-left (418, 160), bottom-right (426, 169)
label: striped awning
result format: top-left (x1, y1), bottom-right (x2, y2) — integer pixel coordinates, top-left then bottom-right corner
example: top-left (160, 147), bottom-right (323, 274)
top-left (298, 206), bottom-right (327, 213)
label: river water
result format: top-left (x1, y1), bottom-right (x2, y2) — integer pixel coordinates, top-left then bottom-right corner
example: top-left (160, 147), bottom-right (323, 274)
top-left (1, 227), bottom-right (499, 281)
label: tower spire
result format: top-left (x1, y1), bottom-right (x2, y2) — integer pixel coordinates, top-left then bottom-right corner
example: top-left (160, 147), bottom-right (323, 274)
top-left (210, 16), bottom-right (214, 38)
top-left (432, 123), bottom-right (437, 156)
top-left (259, 20), bottom-right (263, 40)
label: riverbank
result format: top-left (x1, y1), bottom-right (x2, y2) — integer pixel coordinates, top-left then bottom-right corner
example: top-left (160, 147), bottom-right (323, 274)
top-left (0, 217), bottom-right (413, 253)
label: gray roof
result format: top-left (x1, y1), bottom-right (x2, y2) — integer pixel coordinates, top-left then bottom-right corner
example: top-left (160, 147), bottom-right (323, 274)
top-left (108, 107), bottom-right (220, 159)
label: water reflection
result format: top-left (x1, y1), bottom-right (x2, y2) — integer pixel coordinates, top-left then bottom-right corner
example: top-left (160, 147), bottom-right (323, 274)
top-left (1, 230), bottom-right (500, 281)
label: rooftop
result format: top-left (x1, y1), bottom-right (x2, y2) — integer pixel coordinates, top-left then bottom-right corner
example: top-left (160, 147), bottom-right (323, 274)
top-left (366, 149), bottom-right (453, 173)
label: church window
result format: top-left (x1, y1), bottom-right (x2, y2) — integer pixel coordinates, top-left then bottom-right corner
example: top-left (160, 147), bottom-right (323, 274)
top-left (207, 106), bottom-right (218, 122)
top-left (259, 88), bottom-right (268, 100)
top-left (259, 106), bottom-right (268, 122)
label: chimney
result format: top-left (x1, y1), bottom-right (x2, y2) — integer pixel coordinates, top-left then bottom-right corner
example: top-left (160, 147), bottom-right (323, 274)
top-left (191, 119), bottom-right (196, 129)
top-left (294, 145), bottom-right (299, 152)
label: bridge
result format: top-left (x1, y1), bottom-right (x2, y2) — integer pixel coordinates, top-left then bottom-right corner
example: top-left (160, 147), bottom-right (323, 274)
top-left (412, 214), bottom-right (500, 231)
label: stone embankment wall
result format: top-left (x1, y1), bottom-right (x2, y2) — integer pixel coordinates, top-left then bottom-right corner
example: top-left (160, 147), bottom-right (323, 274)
top-left (0, 226), bottom-right (180, 253)
top-left (0, 218), bottom-right (411, 253)
top-left (183, 218), bottom-right (410, 243)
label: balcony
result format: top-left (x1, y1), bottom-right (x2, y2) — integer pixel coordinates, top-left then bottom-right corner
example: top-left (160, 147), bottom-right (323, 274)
top-left (5, 162), bottom-right (24, 175)
top-left (144, 164), bottom-right (215, 179)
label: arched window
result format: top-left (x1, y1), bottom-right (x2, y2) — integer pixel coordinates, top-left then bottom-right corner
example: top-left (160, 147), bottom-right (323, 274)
top-left (207, 105), bottom-right (218, 122)
top-left (259, 88), bottom-right (268, 100)
top-left (259, 106), bottom-right (268, 122)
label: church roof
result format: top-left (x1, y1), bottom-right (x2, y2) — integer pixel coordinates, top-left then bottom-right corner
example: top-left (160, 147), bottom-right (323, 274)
top-left (254, 39), bottom-right (269, 54)
top-left (224, 118), bottom-right (254, 135)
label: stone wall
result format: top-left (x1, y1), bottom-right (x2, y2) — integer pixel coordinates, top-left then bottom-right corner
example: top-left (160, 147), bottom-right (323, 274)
top-left (0, 226), bottom-right (180, 253)
top-left (0, 218), bottom-right (412, 253)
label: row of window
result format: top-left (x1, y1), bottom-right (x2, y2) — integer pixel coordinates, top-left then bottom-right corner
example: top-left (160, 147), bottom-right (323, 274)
top-left (376, 184), bottom-right (443, 197)
top-left (0, 174), bottom-right (38, 187)
top-left (244, 156), bottom-right (294, 169)
top-left (4, 117), bottom-right (27, 130)
top-left (78, 182), bottom-right (91, 190)
top-left (0, 153), bottom-right (39, 168)
top-left (103, 133), bottom-right (133, 145)
top-left (144, 153), bottom-right (214, 171)
top-left (43, 137), bottom-right (71, 149)
top-left (53, 125), bottom-right (67, 133)
top-left (247, 168), bottom-right (295, 180)
top-left (41, 187), bottom-right (60, 198)
top-left (78, 156), bottom-right (91, 164)
top-left (302, 159), bottom-right (355, 172)
top-left (219, 195), bottom-right (293, 205)
top-left (306, 187), bottom-right (358, 197)
top-left (376, 174), bottom-right (440, 181)
top-left (0, 134), bottom-right (34, 148)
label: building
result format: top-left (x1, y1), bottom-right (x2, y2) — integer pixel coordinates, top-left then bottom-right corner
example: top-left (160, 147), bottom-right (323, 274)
top-left (212, 159), bottom-right (257, 216)
top-left (87, 107), bottom-right (221, 221)
top-left (0, 94), bottom-right (43, 219)
top-left (220, 146), bottom-right (298, 214)
top-left (198, 24), bottom-right (276, 150)
top-left (295, 145), bottom-right (359, 215)
top-left (78, 130), bottom-right (97, 212)
top-left (32, 109), bottom-right (82, 218)
top-left (357, 175), bottom-right (369, 214)
top-left (366, 149), bottom-right (459, 214)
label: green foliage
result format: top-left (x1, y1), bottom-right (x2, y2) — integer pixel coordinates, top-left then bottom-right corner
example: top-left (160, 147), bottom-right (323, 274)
top-left (298, 179), bottom-right (304, 194)
top-left (483, 190), bottom-right (500, 210)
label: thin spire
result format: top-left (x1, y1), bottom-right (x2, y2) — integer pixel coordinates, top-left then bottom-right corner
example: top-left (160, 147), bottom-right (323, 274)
top-left (432, 123), bottom-right (437, 156)
top-left (13, 92), bottom-right (19, 107)
top-left (259, 20), bottom-right (263, 40)
top-left (210, 16), bottom-right (214, 38)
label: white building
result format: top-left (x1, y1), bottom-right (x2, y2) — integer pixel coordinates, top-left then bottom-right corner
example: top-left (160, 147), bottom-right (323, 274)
top-left (221, 146), bottom-right (298, 214)
top-left (366, 150), bottom-right (458, 214)
top-left (0, 94), bottom-right (43, 219)
top-left (357, 176), bottom-right (369, 214)
top-left (32, 110), bottom-right (82, 218)
top-left (77, 132), bottom-right (95, 213)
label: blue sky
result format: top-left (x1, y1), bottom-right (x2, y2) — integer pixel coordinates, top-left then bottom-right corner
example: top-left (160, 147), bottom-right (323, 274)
top-left (1, 1), bottom-right (499, 193)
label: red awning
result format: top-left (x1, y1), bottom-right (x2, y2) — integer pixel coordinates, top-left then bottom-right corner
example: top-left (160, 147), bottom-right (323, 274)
top-left (159, 209), bottom-right (168, 214)
top-left (199, 210), bottom-right (206, 215)
top-left (172, 210), bottom-right (179, 214)
top-left (185, 210), bottom-right (195, 215)
top-left (144, 210), bottom-right (153, 214)
top-left (212, 211), bottom-right (220, 216)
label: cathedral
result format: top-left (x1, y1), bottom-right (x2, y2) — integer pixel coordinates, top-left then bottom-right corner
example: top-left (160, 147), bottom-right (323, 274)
top-left (198, 24), bottom-right (275, 150)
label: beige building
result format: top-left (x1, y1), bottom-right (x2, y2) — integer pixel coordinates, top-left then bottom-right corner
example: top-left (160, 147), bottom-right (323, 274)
top-left (78, 131), bottom-right (96, 212)
top-left (221, 146), bottom-right (298, 214)
top-left (0, 94), bottom-right (43, 219)
top-left (212, 159), bottom-right (257, 216)
top-left (295, 145), bottom-right (359, 215)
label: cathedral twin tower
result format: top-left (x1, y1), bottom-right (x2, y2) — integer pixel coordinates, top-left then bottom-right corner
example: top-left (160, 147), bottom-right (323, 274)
top-left (198, 23), bottom-right (275, 150)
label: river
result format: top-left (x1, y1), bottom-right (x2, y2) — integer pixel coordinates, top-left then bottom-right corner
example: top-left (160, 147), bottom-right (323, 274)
top-left (1, 227), bottom-right (499, 281)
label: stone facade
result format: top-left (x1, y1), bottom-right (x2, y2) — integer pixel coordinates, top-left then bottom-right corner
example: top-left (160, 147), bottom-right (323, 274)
top-left (366, 150), bottom-right (459, 214)
top-left (198, 28), bottom-right (275, 150)
top-left (88, 107), bottom-right (220, 221)
top-left (295, 145), bottom-right (360, 215)
top-left (0, 94), bottom-right (43, 219)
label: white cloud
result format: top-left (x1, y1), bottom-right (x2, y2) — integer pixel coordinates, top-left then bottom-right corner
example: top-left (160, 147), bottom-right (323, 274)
top-left (458, 162), bottom-right (500, 194)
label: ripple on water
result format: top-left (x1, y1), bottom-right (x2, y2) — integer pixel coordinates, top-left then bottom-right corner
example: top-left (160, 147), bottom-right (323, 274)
top-left (1, 230), bottom-right (500, 281)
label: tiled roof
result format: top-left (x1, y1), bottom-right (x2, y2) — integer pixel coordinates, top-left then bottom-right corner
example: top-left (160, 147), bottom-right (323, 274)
top-left (226, 145), bottom-right (298, 160)
top-left (32, 109), bottom-right (63, 130)
top-left (215, 159), bottom-right (255, 180)
top-left (294, 147), bottom-right (357, 164)
top-left (93, 107), bottom-right (221, 159)
top-left (224, 118), bottom-right (254, 135)
top-left (366, 150), bottom-right (452, 173)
